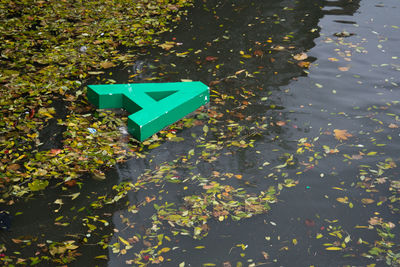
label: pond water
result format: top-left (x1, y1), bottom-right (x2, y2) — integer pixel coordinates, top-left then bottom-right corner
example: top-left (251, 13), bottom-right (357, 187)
top-left (4, 0), bottom-right (400, 266)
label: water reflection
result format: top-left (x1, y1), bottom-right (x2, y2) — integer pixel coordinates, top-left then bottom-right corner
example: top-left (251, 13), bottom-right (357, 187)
top-left (105, 0), bottom-right (374, 266)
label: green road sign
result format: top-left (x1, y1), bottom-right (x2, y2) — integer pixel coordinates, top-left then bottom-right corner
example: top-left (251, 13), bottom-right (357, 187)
top-left (87, 82), bottom-right (209, 141)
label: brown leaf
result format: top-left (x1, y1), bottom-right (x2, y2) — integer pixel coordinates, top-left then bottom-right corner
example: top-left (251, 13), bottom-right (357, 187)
top-left (205, 56), bottom-right (218, 62)
top-left (7, 163), bottom-right (20, 171)
top-left (388, 123), bottom-right (399, 128)
top-left (202, 184), bottom-right (214, 190)
top-left (351, 154), bottom-right (363, 160)
top-left (305, 219), bottom-right (315, 227)
top-left (272, 45), bottom-right (285, 51)
top-left (12, 238), bottom-right (23, 244)
top-left (64, 180), bottom-right (77, 187)
top-left (100, 61), bottom-right (115, 69)
top-left (338, 66), bottom-right (350, 71)
top-left (253, 50), bottom-right (263, 57)
top-left (209, 80), bottom-right (220, 86)
top-left (143, 240), bottom-right (152, 247)
top-left (361, 198), bottom-right (374, 204)
top-left (276, 121), bottom-right (286, 126)
top-left (297, 61), bottom-right (310, 68)
top-left (334, 129), bottom-right (353, 141)
top-left (368, 217), bottom-right (382, 226)
top-left (261, 251), bottom-right (269, 260)
top-left (293, 52), bottom-right (308, 61)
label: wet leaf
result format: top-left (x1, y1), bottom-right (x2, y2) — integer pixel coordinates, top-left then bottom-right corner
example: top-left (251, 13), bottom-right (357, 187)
top-left (325, 247), bottom-right (342, 251)
top-left (28, 180), bottom-right (49, 191)
top-left (336, 197), bottom-right (349, 204)
top-left (100, 61), bottom-right (115, 69)
top-left (334, 129), bottom-right (353, 141)
top-left (305, 219), bottom-right (315, 227)
top-left (361, 198), bottom-right (374, 204)
top-left (205, 56), bottom-right (218, 62)
top-left (293, 52), bottom-right (308, 60)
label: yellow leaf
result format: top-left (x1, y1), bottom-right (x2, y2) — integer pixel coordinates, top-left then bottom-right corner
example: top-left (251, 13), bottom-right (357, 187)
top-left (159, 247), bottom-right (171, 253)
top-left (292, 239), bottom-right (298, 245)
top-left (118, 236), bottom-right (130, 246)
top-left (336, 197), bottom-right (348, 204)
top-left (325, 247), bottom-right (342, 251)
top-left (328, 57), bottom-right (339, 62)
top-left (334, 129), bottom-right (353, 141)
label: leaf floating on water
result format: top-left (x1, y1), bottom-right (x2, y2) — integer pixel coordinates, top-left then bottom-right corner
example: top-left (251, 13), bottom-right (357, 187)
top-left (336, 197), bottom-right (349, 204)
top-left (338, 66), bottom-right (350, 71)
top-left (297, 61), bottom-right (310, 68)
top-left (28, 180), bottom-right (49, 191)
top-left (293, 52), bottom-right (308, 61)
top-left (361, 198), bottom-right (374, 204)
top-left (305, 219), bottom-right (315, 227)
top-left (388, 123), bottom-right (399, 128)
top-left (100, 61), bottom-right (115, 69)
top-left (205, 56), bottom-right (218, 62)
top-left (334, 129), bottom-right (353, 141)
top-left (315, 83), bottom-right (323, 88)
top-left (325, 247), bottom-right (342, 251)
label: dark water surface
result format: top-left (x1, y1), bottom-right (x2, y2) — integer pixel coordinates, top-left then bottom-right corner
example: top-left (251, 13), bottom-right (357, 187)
top-left (4, 0), bottom-right (400, 266)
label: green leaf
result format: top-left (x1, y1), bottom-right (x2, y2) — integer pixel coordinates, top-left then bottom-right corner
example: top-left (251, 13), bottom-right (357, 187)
top-left (28, 180), bottom-right (49, 191)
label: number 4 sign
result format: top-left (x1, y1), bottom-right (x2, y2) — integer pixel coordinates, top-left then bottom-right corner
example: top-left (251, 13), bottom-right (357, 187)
top-left (87, 81), bottom-right (209, 141)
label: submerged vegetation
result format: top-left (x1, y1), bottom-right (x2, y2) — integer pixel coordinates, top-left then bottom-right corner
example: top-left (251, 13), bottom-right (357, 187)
top-left (1, 0), bottom-right (399, 266)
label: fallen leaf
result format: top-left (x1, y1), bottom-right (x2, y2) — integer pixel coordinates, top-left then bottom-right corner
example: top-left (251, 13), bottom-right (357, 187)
top-left (7, 163), bottom-right (20, 171)
top-left (272, 45), bottom-right (285, 51)
top-left (159, 42), bottom-right (175, 50)
top-left (388, 123), bottom-right (399, 128)
top-left (143, 240), bottom-right (152, 247)
top-left (351, 154), bottom-right (363, 160)
top-left (297, 61), bottom-right (310, 68)
top-left (205, 56), bottom-right (218, 62)
top-left (328, 57), bottom-right (339, 62)
top-left (293, 52), bottom-right (308, 60)
top-left (253, 50), bottom-right (263, 57)
top-left (100, 61), bottom-right (115, 69)
top-left (361, 198), bottom-right (374, 204)
top-left (305, 219), bottom-right (315, 227)
top-left (325, 247), bottom-right (342, 251)
top-left (334, 129), bottom-right (353, 141)
top-left (368, 217), bottom-right (382, 226)
top-left (276, 121), bottom-right (286, 126)
top-left (336, 197), bottom-right (349, 203)
top-left (338, 66), bottom-right (350, 71)
top-left (261, 251), bottom-right (269, 260)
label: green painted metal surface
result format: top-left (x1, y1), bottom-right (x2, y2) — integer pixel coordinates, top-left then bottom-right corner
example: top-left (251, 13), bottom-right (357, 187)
top-left (87, 82), bottom-right (209, 141)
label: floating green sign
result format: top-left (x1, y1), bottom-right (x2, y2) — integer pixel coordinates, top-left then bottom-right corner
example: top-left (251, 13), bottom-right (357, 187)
top-left (87, 82), bottom-right (209, 141)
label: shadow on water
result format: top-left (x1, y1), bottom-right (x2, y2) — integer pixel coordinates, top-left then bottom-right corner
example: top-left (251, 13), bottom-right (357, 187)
top-left (5, 0), bottom-right (400, 266)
